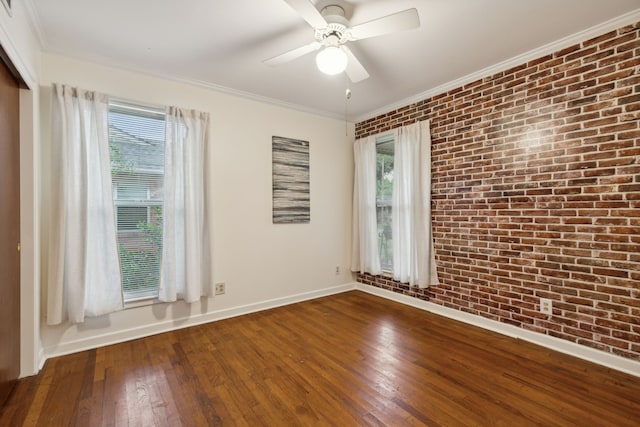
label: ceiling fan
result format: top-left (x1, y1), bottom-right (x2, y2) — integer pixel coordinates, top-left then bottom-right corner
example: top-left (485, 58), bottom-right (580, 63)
top-left (264, 0), bottom-right (420, 83)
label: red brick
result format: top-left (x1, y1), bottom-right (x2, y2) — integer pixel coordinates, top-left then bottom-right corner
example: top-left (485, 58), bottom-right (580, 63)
top-left (355, 21), bottom-right (640, 362)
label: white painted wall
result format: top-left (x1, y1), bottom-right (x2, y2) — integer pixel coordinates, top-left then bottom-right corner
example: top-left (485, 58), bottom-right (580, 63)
top-left (39, 53), bottom-right (355, 358)
top-left (0, 0), bottom-right (42, 377)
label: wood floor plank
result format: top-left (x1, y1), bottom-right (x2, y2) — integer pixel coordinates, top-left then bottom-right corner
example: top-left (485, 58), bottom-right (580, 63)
top-left (2, 291), bottom-right (639, 426)
top-left (0, 372), bottom-right (39, 426)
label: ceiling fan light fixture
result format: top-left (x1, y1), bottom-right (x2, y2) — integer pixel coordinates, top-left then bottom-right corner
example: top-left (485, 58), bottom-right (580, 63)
top-left (315, 46), bottom-right (347, 75)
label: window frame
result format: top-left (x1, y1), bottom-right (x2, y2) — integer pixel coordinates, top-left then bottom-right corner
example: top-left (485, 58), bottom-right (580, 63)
top-left (108, 98), bottom-right (166, 303)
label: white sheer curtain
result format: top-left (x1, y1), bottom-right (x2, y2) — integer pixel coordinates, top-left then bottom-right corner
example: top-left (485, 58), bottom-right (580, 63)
top-left (392, 120), bottom-right (439, 287)
top-left (351, 136), bottom-right (382, 275)
top-left (159, 107), bottom-right (211, 302)
top-left (47, 84), bottom-right (123, 325)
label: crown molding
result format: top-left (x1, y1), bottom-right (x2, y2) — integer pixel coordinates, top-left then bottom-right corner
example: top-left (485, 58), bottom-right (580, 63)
top-left (25, 0), bottom-right (343, 121)
top-left (21, 0), bottom-right (47, 49)
top-left (49, 49), bottom-right (347, 121)
top-left (165, 73), bottom-right (346, 121)
top-left (354, 8), bottom-right (640, 124)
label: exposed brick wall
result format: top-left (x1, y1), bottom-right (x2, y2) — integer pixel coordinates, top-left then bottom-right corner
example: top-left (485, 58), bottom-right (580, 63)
top-left (355, 22), bottom-right (640, 361)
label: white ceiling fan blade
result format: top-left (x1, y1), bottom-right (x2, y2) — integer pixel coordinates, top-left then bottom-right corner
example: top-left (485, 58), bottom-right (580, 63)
top-left (342, 46), bottom-right (369, 83)
top-left (282, 0), bottom-right (328, 29)
top-left (264, 41), bottom-right (321, 66)
top-left (350, 8), bottom-right (420, 40)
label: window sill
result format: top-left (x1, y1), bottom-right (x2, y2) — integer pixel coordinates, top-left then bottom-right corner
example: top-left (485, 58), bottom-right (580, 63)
top-left (123, 296), bottom-right (160, 309)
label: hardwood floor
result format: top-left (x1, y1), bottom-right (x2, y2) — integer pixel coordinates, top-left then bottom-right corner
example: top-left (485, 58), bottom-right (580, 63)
top-left (1, 291), bottom-right (639, 426)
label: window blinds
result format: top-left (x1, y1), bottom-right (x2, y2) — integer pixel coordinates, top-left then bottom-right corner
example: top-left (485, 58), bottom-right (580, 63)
top-left (108, 100), bottom-right (165, 301)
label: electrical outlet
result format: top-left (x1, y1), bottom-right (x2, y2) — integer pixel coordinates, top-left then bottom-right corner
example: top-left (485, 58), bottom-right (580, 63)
top-left (540, 298), bottom-right (552, 315)
top-left (335, 266), bottom-right (340, 275)
top-left (215, 282), bottom-right (226, 295)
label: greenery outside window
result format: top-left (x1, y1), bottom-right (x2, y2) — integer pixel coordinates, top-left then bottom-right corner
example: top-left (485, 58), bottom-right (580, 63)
top-left (109, 100), bottom-right (165, 302)
top-left (376, 135), bottom-right (394, 272)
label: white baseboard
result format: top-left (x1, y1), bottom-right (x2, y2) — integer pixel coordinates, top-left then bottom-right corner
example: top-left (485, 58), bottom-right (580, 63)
top-left (356, 283), bottom-right (640, 378)
top-left (37, 346), bottom-right (46, 372)
top-left (41, 281), bottom-right (639, 379)
top-left (43, 283), bottom-right (357, 360)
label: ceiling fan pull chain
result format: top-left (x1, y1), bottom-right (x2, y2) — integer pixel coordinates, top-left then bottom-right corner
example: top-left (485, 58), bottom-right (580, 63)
top-left (345, 81), bottom-right (352, 137)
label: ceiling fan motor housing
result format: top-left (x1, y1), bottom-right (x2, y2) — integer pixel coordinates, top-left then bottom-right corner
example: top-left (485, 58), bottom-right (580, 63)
top-left (316, 23), bottom-right (350, 45)
top-left (315, 5), bottom-right (351, 45)
top-left (265, 0), bottom-right (419, 83)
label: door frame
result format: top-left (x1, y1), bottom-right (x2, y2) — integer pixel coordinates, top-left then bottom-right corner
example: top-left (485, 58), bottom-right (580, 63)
top-left (0, 42), bottom-right (21, 405)
top-left (0, 37), bottom-right (41, 379)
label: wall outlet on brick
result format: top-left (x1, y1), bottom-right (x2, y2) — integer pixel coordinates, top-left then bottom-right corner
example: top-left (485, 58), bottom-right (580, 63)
top-left (540, 298), bottom-right (552, 315)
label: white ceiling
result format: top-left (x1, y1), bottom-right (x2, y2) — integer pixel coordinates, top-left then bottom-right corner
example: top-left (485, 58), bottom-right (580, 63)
top-left (29, 0), bottom-right (640, 121)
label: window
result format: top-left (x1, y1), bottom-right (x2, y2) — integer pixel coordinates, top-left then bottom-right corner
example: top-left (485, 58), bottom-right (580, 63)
top-left (376, 135), bottom-right (394, 271)
top-left (109, 100), bottom-right (165, 301)
top-left (115, 181), bottom-right (149, 231)
top-left (116, 181), bottom-right (148, 200)
top-left (116, 206), bottom-right (149, 231)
